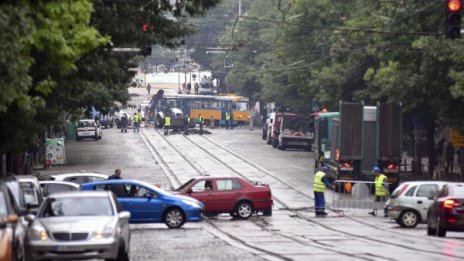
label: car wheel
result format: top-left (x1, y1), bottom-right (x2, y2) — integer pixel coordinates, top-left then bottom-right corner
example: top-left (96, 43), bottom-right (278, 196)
top-left (436, 216), bottom-right (447, 237)
top-left (398, 210), bottom-right (419, 228)
top-left (156, 116), bottom-right (164, 129)
top-left (262, 207), bottom-right (272, 216)
top-left (235, 201), bottom-right (253, 219)
top-left (164, 208), bottom-right (185, 229)
top-left (427, 217), bottom-right (436, 236)
top-left (272, 139), bottom-right (278, 148)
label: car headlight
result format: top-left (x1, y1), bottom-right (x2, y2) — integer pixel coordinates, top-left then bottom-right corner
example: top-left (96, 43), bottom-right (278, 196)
top-left (28, 223), bottom-right (48, 241)
top-left (182, 200), bottom-right (202, 208)
top-left (93, 226), bottom-right (115, 240)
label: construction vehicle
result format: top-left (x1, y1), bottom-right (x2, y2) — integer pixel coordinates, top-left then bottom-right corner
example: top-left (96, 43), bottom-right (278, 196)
top-left (314, 102), bottom-right (402, 192)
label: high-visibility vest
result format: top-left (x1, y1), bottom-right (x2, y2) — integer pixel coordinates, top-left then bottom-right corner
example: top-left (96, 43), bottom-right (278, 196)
top-left (199, 116), bottom-right (204, 124)
top-left (375, 174), bottom-right (388, 196)
top-left (225, 112), bottom-right (231, 120)
top-left (165, 117), bottom-right (171, 127)
top-left (133, 114), bottom-right (140, 122)
top-left (313, 171), bottom-right (327, 192)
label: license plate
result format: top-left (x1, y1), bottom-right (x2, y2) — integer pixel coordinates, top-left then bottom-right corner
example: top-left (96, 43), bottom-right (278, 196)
top-left (56, 245), bottom-right (85, 252)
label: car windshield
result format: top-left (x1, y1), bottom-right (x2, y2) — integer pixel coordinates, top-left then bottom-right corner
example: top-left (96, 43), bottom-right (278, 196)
top-left (20, 182), bottom-right (39, 205)
top-left (40, 196), bottom-right (113, 217)
top-left (0, 192), bottom-right (8, 217)
top-left (78, 121), bottom-right (95, 127)
top-left (176, 179), bottom-right (196, 191)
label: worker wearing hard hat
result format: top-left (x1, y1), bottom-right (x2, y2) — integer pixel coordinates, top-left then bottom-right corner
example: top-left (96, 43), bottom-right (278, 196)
top-left (369, 166), bottom-right (389, 217)
top-left (313, 165), bottom-right (335, 216)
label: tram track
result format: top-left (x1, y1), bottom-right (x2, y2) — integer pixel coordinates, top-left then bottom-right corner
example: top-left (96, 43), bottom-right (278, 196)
top-left (140, 128), bottom-right (464, 260)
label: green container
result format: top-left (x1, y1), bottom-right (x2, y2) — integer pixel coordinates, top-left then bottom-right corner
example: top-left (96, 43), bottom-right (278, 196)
top-left (66, 122), bottom-right (76, 140)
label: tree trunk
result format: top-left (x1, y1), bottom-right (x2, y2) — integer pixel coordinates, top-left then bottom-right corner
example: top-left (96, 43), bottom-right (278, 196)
top-left (427, 124), bottom-right (436, 179)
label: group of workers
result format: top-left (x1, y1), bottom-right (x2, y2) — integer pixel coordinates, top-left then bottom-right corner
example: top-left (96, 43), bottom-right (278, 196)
top-left (313, 165), bottom-right (389, 217)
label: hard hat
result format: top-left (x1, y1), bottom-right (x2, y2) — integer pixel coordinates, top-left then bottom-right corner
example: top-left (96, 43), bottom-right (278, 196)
top-left (372, 166), bottom-right (381, 174)
top-left (321, 166), bottom-right (330, 172)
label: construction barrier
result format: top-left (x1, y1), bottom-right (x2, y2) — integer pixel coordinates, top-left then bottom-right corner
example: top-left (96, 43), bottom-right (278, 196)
top-left (330, 180), bottom-right (389, 214)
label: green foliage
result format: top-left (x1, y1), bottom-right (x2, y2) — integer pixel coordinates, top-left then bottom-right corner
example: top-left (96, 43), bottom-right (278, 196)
top-left (0, 0), bottom-right (221, 154)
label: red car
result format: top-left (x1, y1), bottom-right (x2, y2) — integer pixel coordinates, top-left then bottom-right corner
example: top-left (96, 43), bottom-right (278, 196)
top-left (175, 177), bottom-right (273, 219)
top-left (427, 183), bottom-right (464, 237)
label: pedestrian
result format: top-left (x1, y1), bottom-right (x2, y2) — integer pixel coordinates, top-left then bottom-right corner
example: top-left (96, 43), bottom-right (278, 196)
top-left (133, 112), bottom-right (141, 132)
top-left (183, 114), bottom-right (190, 135)
top-left (187, 82), bottom-right (192, 94)
top-left (147, 84), bottom-right (151, 95)
top-left (121, 113), bottom-right (128, 133)
top-left (194, 82), bottom-right (199, 94)
top-left (446, 142), bottom-right (455, 175)
top-left (199, 113), bottom-right (204, 135)
top-left (369, 166), bottom-right (389, 217)
top-left (313, 166), bottom-right (335, 216)
top-left (225, 111), bottom-right (231, 129)
top-left (108, 169), bottom-right (122, 179)
top-left (164, 115), bottom-right (171, 135)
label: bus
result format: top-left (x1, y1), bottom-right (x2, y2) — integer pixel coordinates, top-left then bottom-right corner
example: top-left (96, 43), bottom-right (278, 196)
top-left (151, 94), bottom-right (250, 127)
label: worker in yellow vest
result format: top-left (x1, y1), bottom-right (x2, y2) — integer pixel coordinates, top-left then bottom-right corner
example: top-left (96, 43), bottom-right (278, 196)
top-left (313, 166), bottom-right (335, 216)
top-left (133, 113), bottom-right (141, 133)
top-left (369, 166), bottom-right (389, 217)
top-left (199, 114), bottom-right (204, 135)
top-left (225, 112), bottom-right (231, 129)
top-left (164, 115), bottom-right (171, 136)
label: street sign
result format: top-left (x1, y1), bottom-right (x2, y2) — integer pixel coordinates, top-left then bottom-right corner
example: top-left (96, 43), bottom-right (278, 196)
top-left (451, 128), bottom-right (464, 147)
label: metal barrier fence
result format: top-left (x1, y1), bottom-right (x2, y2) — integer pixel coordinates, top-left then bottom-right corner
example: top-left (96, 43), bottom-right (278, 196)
top-left (330, 180), bottom-right (389, 215)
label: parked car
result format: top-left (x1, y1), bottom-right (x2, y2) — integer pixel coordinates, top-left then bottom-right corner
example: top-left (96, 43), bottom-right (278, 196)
top-left (81, 179), bottom-right (204, 228)
top-left (25, 191), bottom-right (131, 261)
top-left (175, 176), bottom-right (273, 219)
top-left (50, 172), bottom-right (109, 185)
top-left (0, 181), bottom-right (27, 261)
top-left (427, 183), bottom-right (464, 237)
top-left (39, 181), bottom-right (80, 197)
top-left (76, 119), bottom-right (102, 141)
top-left (18, 175), bottom-right (44, 214)
top-left (386, 181), bottom-right (448, 228)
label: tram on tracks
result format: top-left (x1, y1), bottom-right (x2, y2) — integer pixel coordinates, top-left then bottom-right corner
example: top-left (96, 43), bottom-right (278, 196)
top-left (150, 93), bottom-right (250, 127)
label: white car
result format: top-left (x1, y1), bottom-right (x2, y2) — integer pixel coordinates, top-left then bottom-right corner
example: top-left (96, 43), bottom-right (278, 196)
top-left (387, 181), bottom-right (448, 228)
top-left (50, 173), bottom-right (109, 185)
top-left (39, 181), bottom-right (80, 197)
top-left (76, 119), bottom-right (102, 141)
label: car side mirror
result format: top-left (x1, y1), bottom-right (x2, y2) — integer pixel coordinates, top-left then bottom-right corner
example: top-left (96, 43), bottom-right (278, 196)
top-left (119, 211), bottom-right (131, 220)
top-left (144, 193), bottom-right (153, 200)
top-left (25, 214), bottom-right (35, 222)
top-left (187, 188), bottom-right (193, 194)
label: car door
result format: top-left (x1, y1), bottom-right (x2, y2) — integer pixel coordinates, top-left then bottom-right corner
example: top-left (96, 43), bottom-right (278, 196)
top-left (187, 179), bottom-right (215, 212)
top-left (116, 183), bottom-right (163, 223)
top-left (414, 184), bottom-right (441, 220)
top-left (214, 179), bottom-right (243, 212)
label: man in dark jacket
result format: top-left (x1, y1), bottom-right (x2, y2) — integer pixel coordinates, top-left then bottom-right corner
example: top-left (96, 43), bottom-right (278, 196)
top-left (108, 169), bottom-right (122, 179)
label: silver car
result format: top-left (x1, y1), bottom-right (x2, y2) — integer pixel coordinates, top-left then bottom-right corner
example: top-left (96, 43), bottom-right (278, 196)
top-left (25, 191), bottom-right (131, 261)
top-left (50, 172), bottom-right (109, 185)
top-left (387, 181), bottom-right (448, 228)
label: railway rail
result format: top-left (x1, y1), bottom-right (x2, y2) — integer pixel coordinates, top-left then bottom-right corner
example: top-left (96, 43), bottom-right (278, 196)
top-left (139, 128), bottom-right (464, 260)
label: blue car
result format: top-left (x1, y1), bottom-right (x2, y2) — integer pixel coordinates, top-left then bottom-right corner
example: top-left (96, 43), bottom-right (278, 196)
top-left (81, 179), bottom-right (203, 228)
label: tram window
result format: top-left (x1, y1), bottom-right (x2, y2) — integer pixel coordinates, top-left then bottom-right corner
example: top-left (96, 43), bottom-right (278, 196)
top-left (210, 101), bottom-right (219, 109)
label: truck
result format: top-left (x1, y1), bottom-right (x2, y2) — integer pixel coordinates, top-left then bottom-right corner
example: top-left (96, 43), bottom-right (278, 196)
top-left (277, 114), bottom-right (313, 151)
top-left (264, 112), bottom-right (314, 151)
top-left (314, 101), bottom-right (402, 192)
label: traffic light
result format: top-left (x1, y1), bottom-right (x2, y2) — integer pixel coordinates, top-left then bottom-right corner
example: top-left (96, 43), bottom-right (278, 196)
top-left (139, 46), bottom-right (152, 57)
top-left (141, 23), bottom-right (154, 32)
top-left (446, 0), bottom-right (462, 39)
